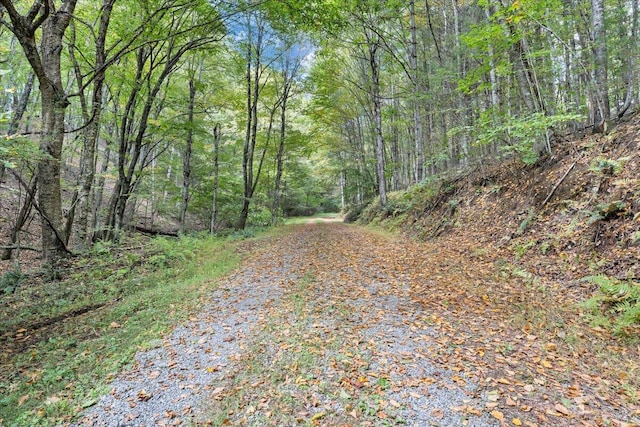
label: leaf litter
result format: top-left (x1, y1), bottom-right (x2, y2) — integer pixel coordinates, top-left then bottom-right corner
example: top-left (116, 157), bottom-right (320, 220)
top-left (68, 222), bottom-right (638, 426)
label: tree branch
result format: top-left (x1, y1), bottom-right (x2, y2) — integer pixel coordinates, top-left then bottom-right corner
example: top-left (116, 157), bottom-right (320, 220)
top-left (10, 170), bottom-right (75, 256)
top-left (542, 161), bottom-right (577, 207)
top-left (0, 245), bottom-right (40, 252)
top-left (0, 0), bottom-right (23, 27)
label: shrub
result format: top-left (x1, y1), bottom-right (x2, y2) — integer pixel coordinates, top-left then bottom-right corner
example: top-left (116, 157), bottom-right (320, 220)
top-left (1, 269), bottom-right (25, 294)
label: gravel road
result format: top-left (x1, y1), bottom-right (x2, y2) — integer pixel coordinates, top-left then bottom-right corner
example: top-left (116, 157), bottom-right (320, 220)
top-left (69, 223), bottom-right (495, 426)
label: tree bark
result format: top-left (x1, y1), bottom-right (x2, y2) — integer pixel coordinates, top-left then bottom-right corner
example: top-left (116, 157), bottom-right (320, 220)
top-left (238, 13), bottom-right (264, 230)
top-left (591, 0), bottom-right (610, 131)
top-left (272, 75), bottom-right (292, 225)
top-left (368, 35), bottom-right (387, 207)
top-left (210, 124), bottom-right (221, 233)
top-left (618, 0), bottom-right (637, 118)
top-left (409, 0), bottom-right (424, 183)
top-left (91, 136), bottom-right (112, 241)
top-left (67, 0), bottom-right (115, 250)
top-left (0, 0), bottom-right (80, 265)
top-left (180, 75), bottom-right (197, 234)
top-left (1, 176), bottom-right (37, 260)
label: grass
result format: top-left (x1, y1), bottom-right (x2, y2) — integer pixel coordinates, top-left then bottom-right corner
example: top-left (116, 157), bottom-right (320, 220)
top-left (283, 212), bottom-right (342, 225)
top-left (0, 233), bottom-right (246, 426)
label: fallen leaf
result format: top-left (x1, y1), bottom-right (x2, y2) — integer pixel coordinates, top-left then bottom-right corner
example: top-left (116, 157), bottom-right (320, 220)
top-left (430, 408), bottom-right (444, 419)
top-left (554, 403), bottom-right (571, 416)
top-left (466, 406), bottom-right (482, 415)
top-left (486, 390), bottom-right (500, 401)
top-left (45, 395), bottom-right (61, 405)
top-left (512, 418), bottom-right (522, 426)
top-left (18, 395), bottom-right (29, 406)
top-left (491, 410), bottom-right (505, 420)
top-left (137, 390), bottom-right (152, 401)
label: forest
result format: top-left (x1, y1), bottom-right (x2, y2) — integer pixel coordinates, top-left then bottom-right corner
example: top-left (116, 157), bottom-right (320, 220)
top-left (1, 1), bottom-right (640, 426)
top-left (0, 0), bottom-right (635, 267)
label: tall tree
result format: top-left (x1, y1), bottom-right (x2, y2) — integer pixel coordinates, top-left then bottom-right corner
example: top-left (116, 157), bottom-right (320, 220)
top-left (271, 47), bottom-right (302, 224)
top-left (180, 59), bottom-right (202, 234)
top-left (0, 0), bottom-right (78, 265)
top-left (591, 0), bottom-right (610, 131)
top-left (104, 0), bottom-right (225, 239)
top-left (66, 0), bottom-right (116, 250)
top-left (237, 9), bottom-right (282, 230)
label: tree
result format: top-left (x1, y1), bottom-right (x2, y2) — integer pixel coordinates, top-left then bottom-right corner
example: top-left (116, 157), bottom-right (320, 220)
top-left (271, 45), bottom-right (303, 224)
top-left (180, 58), bottom-right (202, 234)
top-left (65, 0), bottom-right (116, 250)
top-left (237, 9), bottom-right (287, 230)
top-left (591, 0), bottom-right (610, 131)
top-left (0, 0), bottom-right (78, 265)
top-left (103, 0), bottom-right (225, 240)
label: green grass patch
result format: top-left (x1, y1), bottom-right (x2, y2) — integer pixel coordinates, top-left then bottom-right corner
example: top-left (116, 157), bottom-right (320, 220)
top-left (283, 212), bottom-right (343, 225)
top-left (0, 234), bottom-right (245, 426)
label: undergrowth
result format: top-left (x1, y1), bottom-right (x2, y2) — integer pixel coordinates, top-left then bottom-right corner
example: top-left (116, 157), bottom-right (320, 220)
top-left (582, 275), bottom-right (640, 336)
top-left (358, 179), bottom-right (443, 225)
top-left (0, 233), bottom-right (245, 426)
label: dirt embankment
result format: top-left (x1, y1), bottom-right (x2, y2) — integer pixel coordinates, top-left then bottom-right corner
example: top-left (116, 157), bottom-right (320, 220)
top-left (362, 114), bottom-right (640, 312)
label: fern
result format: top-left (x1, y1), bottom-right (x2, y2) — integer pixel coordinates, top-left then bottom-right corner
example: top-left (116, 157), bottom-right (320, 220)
top-left (589, 157), bottom-right (628, 176)
top-left (581, 274), bottom-right (612, 288)
top-left (1, 270), bottom-right (25, 294)
top-left (581, 275), bottom-right (640, 336)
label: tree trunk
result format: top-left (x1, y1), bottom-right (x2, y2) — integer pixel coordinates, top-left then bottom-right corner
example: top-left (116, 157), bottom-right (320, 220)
top-left (272, 78), bottom-right (291, 225)
top-left (591, 0), bottom-right (610, 131)
top-left (180, 76), bottom-right (197, 234)
top-left (618, 0), bottom-right (637, 118)
top-left (1, 176), bottom-right (37, 260)
top-left (0, 0), bottom-right (78, 265)
top-left (210, 124), bottom-right (221, 233)
top-left (238, 14), bottom-right (264, 230)
top-left (368, 37), bottom-right (387, 207)
top-left (8, 72), bottom-right (35, 136)
top-left (409, 0), bottom-right (424, 183)
top-left (38, 82), bottom-right (69, 264)
top-left (91, 138), bottom-right (112, 241)
top-left (69, 0), bottom-right (115, 250)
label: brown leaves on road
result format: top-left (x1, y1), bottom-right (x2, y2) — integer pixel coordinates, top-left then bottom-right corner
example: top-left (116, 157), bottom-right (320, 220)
top-left (196, 223), bottom-right (638, 426)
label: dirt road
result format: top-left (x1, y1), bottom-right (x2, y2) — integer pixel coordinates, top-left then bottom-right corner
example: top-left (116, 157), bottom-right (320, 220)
top-left (71, 223), bottom-right (637, 426)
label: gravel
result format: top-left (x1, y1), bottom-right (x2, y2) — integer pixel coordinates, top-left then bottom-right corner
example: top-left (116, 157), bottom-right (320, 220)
top-left (67, 224), bottom-right (496, 426)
